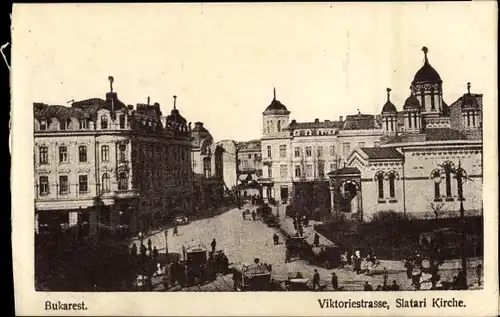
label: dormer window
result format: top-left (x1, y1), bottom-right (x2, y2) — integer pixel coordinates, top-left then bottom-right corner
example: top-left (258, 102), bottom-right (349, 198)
top-left (318, 130), bottom-right (323, 136)
top-left (119, 114), bottom-right (126, 129)
top-left (306, 130), bottom-right (312, 136)
top-left (40, 120), bottom-right (47, 131)
top-left (65, 118), bottom-right (72, 130)
top-left (329, 130), bottom-right (334, 135)
top-left (101, 116), bottom-right (108, 129)
top-left (293, 130), bottom-right (300, 136)
top-left (79, 120), bottom-right (88, 129)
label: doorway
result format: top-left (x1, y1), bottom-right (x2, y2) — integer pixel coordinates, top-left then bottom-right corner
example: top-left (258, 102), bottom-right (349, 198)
top-left (280, 186), bottom-right (289, 203)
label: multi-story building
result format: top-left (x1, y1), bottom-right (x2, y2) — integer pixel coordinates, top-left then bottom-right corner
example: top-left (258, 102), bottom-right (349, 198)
top-left (190, 122), bottom-right (225, 205)
top-left (33, 77), bottom-right (193, 237)
top-left (236, 139), bottom-right (262, 197)
top-left (333, 47), bottom-right (483, 220)
top-left (259, 88), bottom-right (383, 205)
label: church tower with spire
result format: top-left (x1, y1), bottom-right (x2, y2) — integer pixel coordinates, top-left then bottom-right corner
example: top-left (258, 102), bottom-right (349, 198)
top-left (411, 46), bottom-right (444, 114)
top-left (381, 87), bottom-right (397, 135)
top-left (262, 87), bottom-right (290, 138)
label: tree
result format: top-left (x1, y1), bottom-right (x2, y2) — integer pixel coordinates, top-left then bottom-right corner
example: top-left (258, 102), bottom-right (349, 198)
top-left (428, 199), bottom-right (447, 220)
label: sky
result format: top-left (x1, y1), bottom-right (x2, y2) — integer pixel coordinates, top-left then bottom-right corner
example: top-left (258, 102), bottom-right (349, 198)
top-left (13, 2), bottom-right (497, 142)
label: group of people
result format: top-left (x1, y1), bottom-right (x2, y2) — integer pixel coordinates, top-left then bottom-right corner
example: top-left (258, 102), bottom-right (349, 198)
top-left (242, 209), bottom-right (257, 221)
top-left (292, 215), bottom-right (308, 237)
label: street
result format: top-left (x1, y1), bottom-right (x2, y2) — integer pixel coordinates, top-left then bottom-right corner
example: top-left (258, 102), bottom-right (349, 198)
top-left (130, 204), bottom-right (482, 291)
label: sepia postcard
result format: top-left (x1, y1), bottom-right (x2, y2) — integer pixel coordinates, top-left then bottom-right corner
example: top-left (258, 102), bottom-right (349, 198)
top-left (11, 2), bottom-right (499, 316)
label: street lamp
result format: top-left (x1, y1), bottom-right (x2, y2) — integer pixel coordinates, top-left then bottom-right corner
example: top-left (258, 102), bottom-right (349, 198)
top-left (433, 161), bottom-right (468, 289)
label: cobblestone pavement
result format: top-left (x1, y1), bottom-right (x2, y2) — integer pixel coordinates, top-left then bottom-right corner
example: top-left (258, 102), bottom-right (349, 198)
top-left (130, 204), bottom-right (483, 291)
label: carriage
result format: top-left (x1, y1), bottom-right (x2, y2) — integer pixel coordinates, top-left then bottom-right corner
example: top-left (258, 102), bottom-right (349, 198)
top-left (231, 261), bottom-right (272, 291)
top-left (285, 236), bottom-right (309, 262)
top-left (182, 243), bottom-right (210, 285)
top-left (306, 244), bottom-right (343, 269)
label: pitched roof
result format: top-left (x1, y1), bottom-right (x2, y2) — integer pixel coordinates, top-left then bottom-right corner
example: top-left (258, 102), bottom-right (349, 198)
top-left (360, 147), bottom-right (404, 160)
top-left (342, 114), bottom-right (379, 130)
top-left (328, 167), bottom-right (361, 176)
top-left (285, 120), bottom-right (343, 130)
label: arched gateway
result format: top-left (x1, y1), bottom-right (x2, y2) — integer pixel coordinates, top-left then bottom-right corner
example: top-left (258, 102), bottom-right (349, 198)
top-left (327, 167), bottom-right (363, 221)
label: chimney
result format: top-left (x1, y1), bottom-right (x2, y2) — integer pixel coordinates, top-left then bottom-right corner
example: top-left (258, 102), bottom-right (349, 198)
top-left (147, 96), bottom-right (150, 105)
top-left (314, 118), bottom-right (319, 123)
top-left (339, 116), bottom-right (344, 122)
top-left (127, 105), bottom-right (134, 111)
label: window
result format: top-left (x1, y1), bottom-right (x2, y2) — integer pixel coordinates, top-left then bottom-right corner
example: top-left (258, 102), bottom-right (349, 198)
top-left (306, 130), bottom-right (311, 136)
top-left (242, 160), bottom-right (248, 169)
top-left (306, 165), bottom-right (313, 178)
top-left (39, 146), bottom-right (49, 164)
top-left (40, 120), bottom-right (47, 131)
top-left (317, 146), bottom-right (324, 158)
top-left (434, 181), bottom-right (440, 200)
top-left (358, 142), bottom-right (365, 149)
top-left (318, 161), bottom-right (325, 179)
top-left (59, 146), bottom-right (68, 163)
top-left (294, 165), bottom-right (301, 178)
top-left (79, 120), bottom-right (87, 129)
top-left (408, 113), bottom-right (412, 128)
top-left (78, 146), bottom-right (87, 162)
top-left (118, 172), bottom-right (128, 190)
top-left (102, 173), bottom-right (111, 192)
top-left (267, 145), bottom-right (272, 158)
top-left (280, 165), bottom-right (288, 178)
top-left (65, 118), bottom-right (72, 130)
top-left (294, 147), bottom-right (300, 157)
top-left (420, 88), bottom-right (426, 108)
top-left (101, 116), bottom-right (108, 129)
top-left (203, 157), bottom-right (211, 178)
top-left (305, 146), bottom-right (312, 157)
top-left (376, 172), bottom-right (384, 199)
top-left (279, 145), bottom-right (287, 158)
top-left (248, 154), bottom-right (252, 159)
top-left (318, 130), bottom-right (323, 136)
top-left (293, 130), bottom-right (300, 136)
top-left (430, 87), bottom-right (435, 110)
top-left (342, 142), bottom-right (351, 157)
top-left (329, 146), bottom-right (335, 157)
top-left (445, 167), bottom-right (452, 197)
top-left (119, 115), bottom-right (125, 129)
top-left (330, 163), bottom-right (337, 172)
top-left (374, 141), bottom-right (381, 148)
top-left (78, 175), bottom-right (88, 193)
top-left (39, 176), bottom-right (49, 195)
top-left (119, 144), bottom-right (127, 162)
top-left (277, 120), bottom-right (281, 132)
top-left (388, 173), bottom-right (396, 198)
top-left (98, 145), bottom-right (108, 162)
top-left (267, 165), bottom-right (272, 178)
top-left (60, 119), bottom-right (67, 130)
top-left (59, 175), bottom-right (69, 194)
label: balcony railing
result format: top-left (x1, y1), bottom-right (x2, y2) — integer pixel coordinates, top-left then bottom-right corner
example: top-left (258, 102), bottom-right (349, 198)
top-left (114, 189), bottom-right (139, 199)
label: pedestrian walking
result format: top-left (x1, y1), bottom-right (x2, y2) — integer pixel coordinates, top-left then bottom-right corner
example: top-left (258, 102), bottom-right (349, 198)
top-left (242, 210), bottom-right (246, 220)
top-left (298, 226), bottom-right (304, 237)
top-left (211, 238), bottom-right (217, 253)
top-left (354, 250), bottom-right (362, 274)
top-left (404, 258), bottom-right (413, 279)
top-left (363, 281), bottom-right (373, 291)
top-left (476, 264), bottom-right (483, 286)
top-left (173, 225), bottom-right (178, 236)
top-left (273, 233), bottom-right (279, 245)
top-left (130, 243), bottom-right (137, 257)
top-left (313, 233), bottom-right (320, 247)
top-left (251, 210), bottom-right (256, 221)
top-left (153, 246), bottom-right (159, 259)
top-left (312, 269), bottom-right (320, 291)
top-left (331, 272), bottom-right (338, 291)
top-left (147, 238), bottom-right (152, 253)
top-left (383, 267), bottom-right (388, 287)
top-left (391, 280), bottom-right (400, 291)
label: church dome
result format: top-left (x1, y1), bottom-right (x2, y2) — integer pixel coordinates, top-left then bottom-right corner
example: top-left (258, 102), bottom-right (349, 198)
top-left (412, 47), bottom-right (442, 84)
top-left (263, 88), bottom-right (289, 113)
top-left (381, 88), bottom-right (397, 114)
top-left (403, 94), bottom-right (422, 111)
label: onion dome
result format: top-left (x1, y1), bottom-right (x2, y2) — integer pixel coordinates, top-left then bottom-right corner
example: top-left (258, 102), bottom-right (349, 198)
top-left (412, 46), bottom-right (442, 84)
top-left (166, 95), bottom-right (187, 124)
top-left (462, 82), bottom-right (480, 109)
top-left (403, 88), bottom-right (422, 110)
top-left (381, 88), bottom-right (397, 114)
top-left (263, 87), bottom-right (289, 113)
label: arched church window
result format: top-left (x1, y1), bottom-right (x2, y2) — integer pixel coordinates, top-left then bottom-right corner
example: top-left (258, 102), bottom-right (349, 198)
top-left (277, 120), bottom-right (281, 132)
top-left (430, 169), bottom-right (441, 200)
top-left (119, 114), bottom-right (126, 129)
top-left (266, 121), bottom-right (271, 134)
top-left (430, 87), bottom-right (436, 111)
top-left (420, 88), bottom-right (426, 108)
top-left (388, 173), bottom-right (396, 198)
top-left (472, 111), bottom-right (476, 127)
top-left (442, 162), bottom-right (454, 197)
top-left (375, 172), bottom-right (385, 199)
top-left (408, 113), bottom-right (412, 128)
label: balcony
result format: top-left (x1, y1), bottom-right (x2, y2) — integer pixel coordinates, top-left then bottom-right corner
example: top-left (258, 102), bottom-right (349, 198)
top-left (258, 177), bottom-right (274, 185)
top-left (114, 189), bottom-right (139, 199)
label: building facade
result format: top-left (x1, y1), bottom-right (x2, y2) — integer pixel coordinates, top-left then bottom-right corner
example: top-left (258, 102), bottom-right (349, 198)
top-left (236, 139), bottom-right (262, 197)
top-left (259, 89), bottom-right (383, 204)
top-left (34, 78), bottom-right (193, 237)
top-left (329, 47), bottom-right (483, 221)
top-left (191, 122), bottom-right (225, 205)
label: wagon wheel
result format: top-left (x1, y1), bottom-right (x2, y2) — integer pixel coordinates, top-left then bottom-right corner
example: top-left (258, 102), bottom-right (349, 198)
top-left (322, 260), bottom-right (331, 269)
